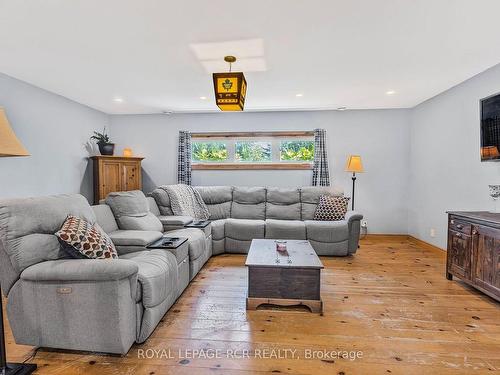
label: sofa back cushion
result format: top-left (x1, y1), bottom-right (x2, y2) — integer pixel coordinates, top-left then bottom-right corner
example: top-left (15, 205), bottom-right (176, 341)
top-left (147, 197), bottom-right (161, 216)
top-left (105, 190), bottom-right (163, 232)
top-left (195, 186), bottom-right (233, 220)
top-left (266, 187), bottom-right (301, 220)
top-left (300, 186), bottom-right (340, 220)
top-left (150, 188), bottom-right (174, 216)
top-left (0, 194), bottom-right (95, 292)
top-left (231, 187), bottom-right (266, 220)
top-left (92, 204), bottom-right (119, 233)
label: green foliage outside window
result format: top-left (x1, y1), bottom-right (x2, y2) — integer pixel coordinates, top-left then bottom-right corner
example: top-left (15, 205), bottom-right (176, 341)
top-left (192, 142), bottom-right (228, 162)
top-left (280, 141), bottom-right (314, 161)
top-left (235, 141), bottom-right (272, 162)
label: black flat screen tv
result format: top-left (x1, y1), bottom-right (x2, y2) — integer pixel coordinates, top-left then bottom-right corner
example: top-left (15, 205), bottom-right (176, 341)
top-left (481, 92), bottom-right (500, 161)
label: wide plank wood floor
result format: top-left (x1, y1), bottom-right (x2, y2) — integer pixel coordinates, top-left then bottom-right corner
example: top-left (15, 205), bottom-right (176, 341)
top-left (3, 237), bottom-right (500, 374)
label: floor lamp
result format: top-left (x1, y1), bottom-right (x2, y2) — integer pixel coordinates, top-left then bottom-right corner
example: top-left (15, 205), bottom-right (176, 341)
top-left (0, 108), bottom-right (37, 375)
top-left (345, 155), bottom-right (364, 211)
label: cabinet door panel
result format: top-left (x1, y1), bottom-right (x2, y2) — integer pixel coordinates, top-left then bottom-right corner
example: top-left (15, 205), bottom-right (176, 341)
top-left (101, 161), bottom-right (121, 199)
top-left (122, 162), bottom-right (141, 191)
top-left (447, 230), bottom-right (471, 280)
top-left (472, 225), bottom-right (500, 296)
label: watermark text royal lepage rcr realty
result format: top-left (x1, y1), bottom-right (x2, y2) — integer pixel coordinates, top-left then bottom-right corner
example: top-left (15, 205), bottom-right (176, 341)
top-left (137, 348), bottom-right (363, 361)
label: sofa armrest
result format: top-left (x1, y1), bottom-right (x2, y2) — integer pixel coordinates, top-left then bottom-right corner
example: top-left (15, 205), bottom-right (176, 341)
top-left (345, 211), bottom-right (363, 223)
top-left (345, 211), bottom-right (363, 254)
top-left (158, 215), bottom-right (193, 226)
top-left (109, 230), bottom-right (163, 247)
top-left (20, 259), bottom-right (139, 282)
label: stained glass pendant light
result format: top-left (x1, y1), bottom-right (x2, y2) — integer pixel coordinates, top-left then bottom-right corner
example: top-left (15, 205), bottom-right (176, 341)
top-left (213, 56), bottom-right (247, 111)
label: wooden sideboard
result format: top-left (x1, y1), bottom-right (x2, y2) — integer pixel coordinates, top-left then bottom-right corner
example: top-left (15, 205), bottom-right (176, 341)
top-left (91, 156), bottom-right (144, 204)
top-left (446, 211), bottom-right (500, 302)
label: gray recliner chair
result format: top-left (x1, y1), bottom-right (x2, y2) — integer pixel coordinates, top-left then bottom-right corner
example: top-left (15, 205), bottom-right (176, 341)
top-left (0, 194), bottom-right (179, 354)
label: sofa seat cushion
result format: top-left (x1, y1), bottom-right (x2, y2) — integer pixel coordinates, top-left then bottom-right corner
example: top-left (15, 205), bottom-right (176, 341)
top-left (164, 228), bottom-right (206, 261)
top-left (210, 219), bottom-right (226, 240)
top-left (305, 220), bottom-right (349, 243)
top-left (120, 250), bottom-right (177, 307)
top-left (109, 230), bottom-right (163, 247)
top-left (225, 219), bottom-right (265, 241)
top-left (265, 219), bottom-right (306, 240)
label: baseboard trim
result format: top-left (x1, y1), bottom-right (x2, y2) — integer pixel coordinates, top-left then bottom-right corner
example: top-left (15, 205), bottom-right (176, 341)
top-left (408, 236), bottom-right (446, 252)
top-left (362, 234), bottom-right (409, 241)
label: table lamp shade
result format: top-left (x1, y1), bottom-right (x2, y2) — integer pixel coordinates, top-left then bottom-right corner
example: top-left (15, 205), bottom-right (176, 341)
top-left (345, 155), bottom-right (364, 173)
top-left (0, 108), bottom-right (30, 157)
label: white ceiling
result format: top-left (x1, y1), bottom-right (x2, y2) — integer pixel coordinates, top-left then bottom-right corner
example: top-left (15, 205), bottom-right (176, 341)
top-left (1, 0), bottom-right (500, 114)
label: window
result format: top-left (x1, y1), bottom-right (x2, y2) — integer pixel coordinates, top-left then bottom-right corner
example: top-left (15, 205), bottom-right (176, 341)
top-left (191, 131), bottom-right (314, 170)
top-left (192, 141), bottom-right (228, 162)
top-left (280, 140), bottom-right (314, 161)
top-left (235, 141), bottom-right (272, 162)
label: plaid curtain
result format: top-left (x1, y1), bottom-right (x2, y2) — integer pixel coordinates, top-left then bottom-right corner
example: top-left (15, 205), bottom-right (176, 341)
top-left (312, 128), bottom-right (330, 186)
top-left (177, 131), bottom-right (192, 185)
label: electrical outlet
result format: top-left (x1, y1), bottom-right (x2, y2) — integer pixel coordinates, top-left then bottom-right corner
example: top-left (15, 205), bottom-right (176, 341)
top-left (430, 228), bottom-right (436, 238)
top-left (361, 220), bottom-right (368, 228)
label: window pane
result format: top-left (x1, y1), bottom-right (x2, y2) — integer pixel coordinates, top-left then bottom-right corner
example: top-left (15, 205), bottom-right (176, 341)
top-left (280, 140), bottom-right (314, 161)
top-left (235, 141), bottom-right (272, 162)
top-left (192, 141), bottom-right (228, 162)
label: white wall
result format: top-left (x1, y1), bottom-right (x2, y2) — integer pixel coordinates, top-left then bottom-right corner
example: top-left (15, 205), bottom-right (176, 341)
top-left (409, 64), bottom-right (500, 249)
top-left (111, 109), bottom-right (411, 234)
top-left (0, 73), bottom-right (109, 202)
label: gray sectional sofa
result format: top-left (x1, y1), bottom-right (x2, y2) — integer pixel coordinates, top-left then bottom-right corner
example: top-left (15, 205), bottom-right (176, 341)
top-left (0, 185), bottom-right (362, 355)
top-left (151, 185), bottom-right (363, 256)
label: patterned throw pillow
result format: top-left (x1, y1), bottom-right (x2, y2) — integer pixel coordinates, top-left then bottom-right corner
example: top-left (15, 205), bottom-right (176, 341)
top-left (55, 215), bottom-right (118, 259)
top-left (313, 195), bottom-right (351, 221)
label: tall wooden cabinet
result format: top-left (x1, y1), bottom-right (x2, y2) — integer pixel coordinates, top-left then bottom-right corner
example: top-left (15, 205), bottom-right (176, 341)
top-left (91, 156), bottom-right (144, 204)
top-left (446, 212), bottom-right (500, 302)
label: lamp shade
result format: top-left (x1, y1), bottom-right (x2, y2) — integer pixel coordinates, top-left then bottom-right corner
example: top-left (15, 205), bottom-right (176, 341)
top-left (345, 155), bottom-right (364, 173)
top-left (0, 108), bottom-right (30, 157)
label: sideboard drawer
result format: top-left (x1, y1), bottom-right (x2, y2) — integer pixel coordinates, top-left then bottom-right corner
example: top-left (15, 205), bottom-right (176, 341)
top-left (449, 217), bottom-right (472, 235)
top-left (447, 230), bottom-right (471, 280)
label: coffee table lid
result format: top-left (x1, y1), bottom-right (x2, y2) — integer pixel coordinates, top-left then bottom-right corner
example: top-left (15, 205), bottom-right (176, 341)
top-left (245, 239), bottom-right (324, 269)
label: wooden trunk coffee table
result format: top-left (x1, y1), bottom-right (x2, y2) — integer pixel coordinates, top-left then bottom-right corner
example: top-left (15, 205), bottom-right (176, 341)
top-left (245, 239), bottom-right (324, 313)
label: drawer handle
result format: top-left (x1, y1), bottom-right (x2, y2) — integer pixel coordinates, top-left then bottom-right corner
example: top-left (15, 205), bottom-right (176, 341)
top-left (472, 229), bottom-right (478, 235)
top-left (450, 220), bottom-right (455, 224)
top-left (456, 224), bottom-right (463, 229)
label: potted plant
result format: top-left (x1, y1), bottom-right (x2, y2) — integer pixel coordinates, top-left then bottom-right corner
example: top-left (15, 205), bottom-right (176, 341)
top-left (90, 128), bottom-right (115, 156)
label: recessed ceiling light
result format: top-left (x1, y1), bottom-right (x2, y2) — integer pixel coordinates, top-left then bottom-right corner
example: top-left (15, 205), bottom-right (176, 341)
top-left (337, 106), bottom-right (347, 111)
top-left (295, 93), bottom-right (303, 97)
top-left (113, 97), bottom-right (124, 103)
top-left (199, 96), bottom-right (207, 100)
top-left (386, 90), bottom-right (396, 96)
